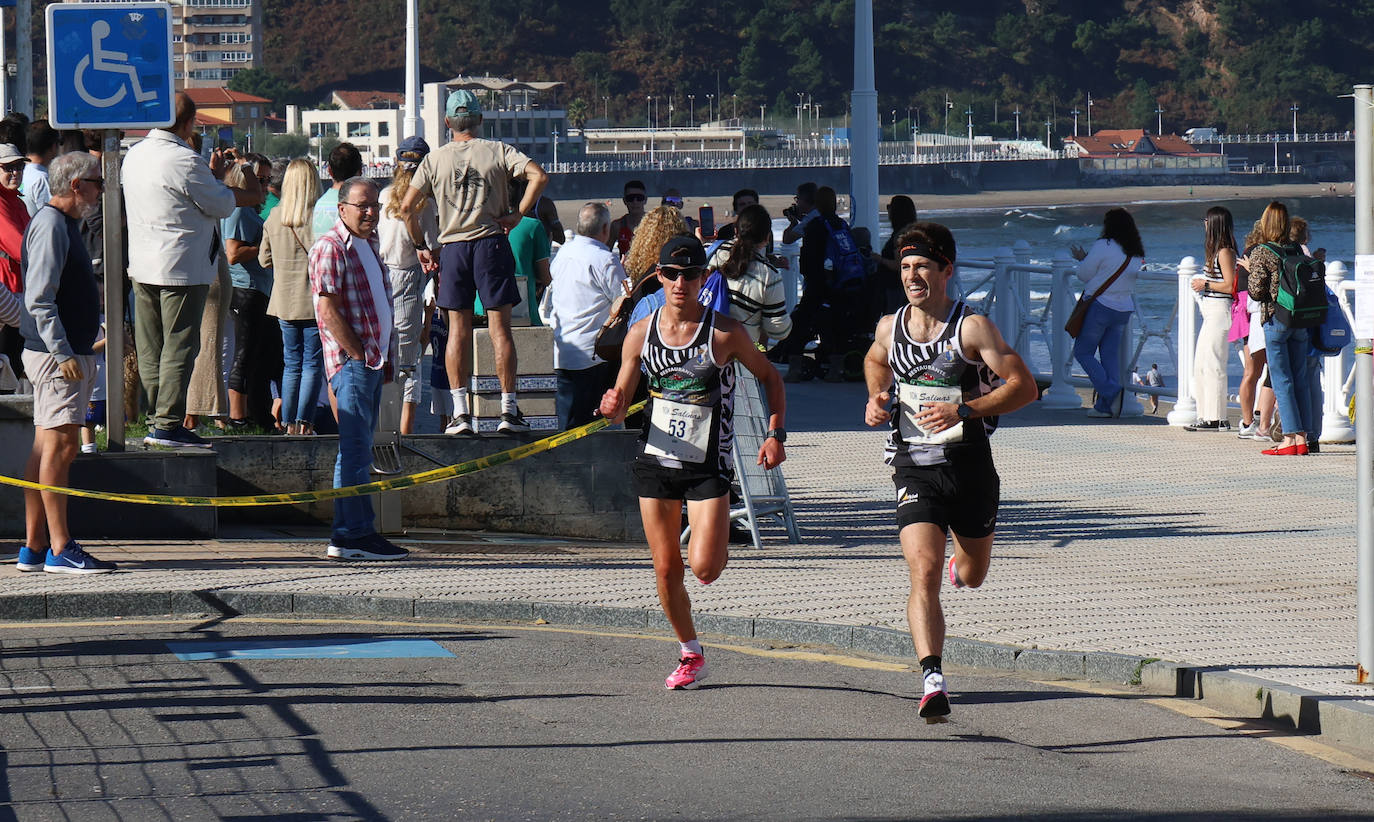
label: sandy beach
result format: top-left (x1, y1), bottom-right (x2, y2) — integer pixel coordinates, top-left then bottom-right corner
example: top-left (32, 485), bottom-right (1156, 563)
top-left (553, 182), bottom-right (1349, 227)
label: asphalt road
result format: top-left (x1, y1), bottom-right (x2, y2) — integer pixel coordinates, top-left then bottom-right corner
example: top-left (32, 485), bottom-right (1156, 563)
top-left (0, 617), bottom-right (1370, 822)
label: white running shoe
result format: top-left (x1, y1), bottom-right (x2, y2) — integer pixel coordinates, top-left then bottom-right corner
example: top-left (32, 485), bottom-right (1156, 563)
top-left (1237, 421), bottom-right (1262, 440)
top-left (918, 671), bottom-right (950, 722)
top-left (444, 414), bottom-right (475, 435)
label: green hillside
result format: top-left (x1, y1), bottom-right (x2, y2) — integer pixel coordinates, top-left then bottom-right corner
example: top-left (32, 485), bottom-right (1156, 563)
top-left (248, 0), bottom-right (1369, 135)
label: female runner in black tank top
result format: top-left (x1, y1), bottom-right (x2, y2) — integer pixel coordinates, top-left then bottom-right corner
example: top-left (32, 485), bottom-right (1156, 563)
top-left (600, 236), bottom-right (788, 691)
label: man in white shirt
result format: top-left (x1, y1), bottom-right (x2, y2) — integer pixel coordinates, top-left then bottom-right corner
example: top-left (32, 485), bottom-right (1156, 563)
top-left (544, 202), bottom-right (626, 429)
top-left (21, 120), bottom-right (58, 218)
top-left (122, 93), bottom-right (259, 448)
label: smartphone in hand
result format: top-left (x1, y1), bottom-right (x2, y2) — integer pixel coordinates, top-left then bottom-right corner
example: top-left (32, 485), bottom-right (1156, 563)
top-left (699, 204), bottom-right (715, 240)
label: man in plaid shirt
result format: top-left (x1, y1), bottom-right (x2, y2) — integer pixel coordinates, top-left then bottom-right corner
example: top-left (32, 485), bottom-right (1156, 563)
top-left (309, 176), bottom-right (407, 561)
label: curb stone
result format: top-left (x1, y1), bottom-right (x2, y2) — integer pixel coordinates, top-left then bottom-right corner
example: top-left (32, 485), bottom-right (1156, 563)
top-left (2, 591), bottom-right (1372, 755)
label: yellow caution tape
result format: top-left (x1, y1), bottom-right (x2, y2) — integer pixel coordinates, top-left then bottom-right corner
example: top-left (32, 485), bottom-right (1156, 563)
top-left (0, 402), bottom-right (645, 507)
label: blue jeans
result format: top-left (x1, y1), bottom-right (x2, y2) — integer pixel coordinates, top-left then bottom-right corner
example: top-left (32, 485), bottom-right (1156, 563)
top-left (1262, 321), bottom-right (1314, 437)
top-left (1306, 354), bottom-right (1324, 442)
top-left (280, 320), bottom-right (323, 427)
top-left (1073, 302), bottom-right (1132, 413)
top-left (330, 358), bottom-right (384, 542)
top-left (556, 363), bottom-right (612, 430)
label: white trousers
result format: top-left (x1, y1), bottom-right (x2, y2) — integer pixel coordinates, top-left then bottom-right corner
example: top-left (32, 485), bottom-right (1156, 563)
top-left (1193, 297), bottom-right (1232, 421)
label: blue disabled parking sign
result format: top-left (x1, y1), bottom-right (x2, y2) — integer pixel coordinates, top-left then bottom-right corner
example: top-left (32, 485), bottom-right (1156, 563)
top-left (46, 2), bottom-right (175, 130)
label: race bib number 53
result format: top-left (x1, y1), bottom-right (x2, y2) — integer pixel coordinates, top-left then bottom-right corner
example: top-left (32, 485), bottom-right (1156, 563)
top-left (897, 383), bottom-right (964, 445)
top-left (646, 398), bottom-right (712, 463)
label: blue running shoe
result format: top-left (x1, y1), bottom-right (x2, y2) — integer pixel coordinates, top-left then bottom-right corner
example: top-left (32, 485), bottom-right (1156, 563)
top-left (44, 541), bottom-right (116, 574)
top-left (16, 546), bottom-right (47, 572)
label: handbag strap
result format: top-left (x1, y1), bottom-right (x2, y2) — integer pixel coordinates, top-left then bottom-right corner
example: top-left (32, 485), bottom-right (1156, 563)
top-left (288, 226), bottom-right (310, 256)
top-left (1088, 255), bottom-right (1132, 300)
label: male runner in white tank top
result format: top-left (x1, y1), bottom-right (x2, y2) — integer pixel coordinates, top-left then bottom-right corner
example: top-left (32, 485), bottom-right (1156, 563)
top-left (601, 236), bottom-right (787, 690)
top-left (863, 223), bottom-right (1038, 721)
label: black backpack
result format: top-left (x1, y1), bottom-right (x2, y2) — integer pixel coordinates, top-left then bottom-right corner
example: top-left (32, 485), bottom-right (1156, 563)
top-left (1261, 242), bottom-right (1328, 328)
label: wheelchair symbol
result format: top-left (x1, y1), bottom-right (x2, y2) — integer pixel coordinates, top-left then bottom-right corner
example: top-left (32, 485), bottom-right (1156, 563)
top-left (74, 20), bottom-right (156, 108)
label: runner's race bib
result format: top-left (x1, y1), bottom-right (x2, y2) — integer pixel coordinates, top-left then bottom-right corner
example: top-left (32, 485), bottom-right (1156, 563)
top-left (646, 398), bottom-right (712, 463)
top-left (897, 383), bottom-right (964, 445)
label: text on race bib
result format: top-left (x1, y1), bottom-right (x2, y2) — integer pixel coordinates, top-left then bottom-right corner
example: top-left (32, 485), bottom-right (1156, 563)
top-left (897, 383), bottom-right (964, 445)
top-left (646, 398), bottom-right (712, 463)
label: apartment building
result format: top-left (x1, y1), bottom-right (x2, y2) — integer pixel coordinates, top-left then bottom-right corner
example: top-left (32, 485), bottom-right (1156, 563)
top-left (170, 0), bottom-right (265, 89)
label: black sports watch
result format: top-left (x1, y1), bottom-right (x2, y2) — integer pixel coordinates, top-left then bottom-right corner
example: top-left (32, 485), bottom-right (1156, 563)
top-left (956, 403), bottom-right (975, 421)
top-left (765, 428), bottom-right (787, 443)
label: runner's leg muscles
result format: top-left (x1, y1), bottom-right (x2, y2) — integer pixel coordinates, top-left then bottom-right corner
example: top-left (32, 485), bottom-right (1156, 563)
top-left (685, 494), bottom-right (730, 584)
top-left (950, 531), bottom-right (993, 589)
top-left (641, 497), bottom-right (694, 641)
top-left (900, 522), bottom-right (948, 660)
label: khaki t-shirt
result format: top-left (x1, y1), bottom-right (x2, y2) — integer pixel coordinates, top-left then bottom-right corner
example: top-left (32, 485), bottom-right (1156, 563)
top-left (411, 138), bottom-right (531, 244)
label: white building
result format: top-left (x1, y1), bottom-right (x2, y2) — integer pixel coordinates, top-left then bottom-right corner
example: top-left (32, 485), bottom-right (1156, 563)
top-left (288, 93), bottom-right (406, 165)
top-left (421, 76), bottom-right (576, 165)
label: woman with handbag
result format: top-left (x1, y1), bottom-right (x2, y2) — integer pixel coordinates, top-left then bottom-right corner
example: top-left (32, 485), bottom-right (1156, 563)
top-left (706, 204), bottom-right (792, 347)
top-left (1185, 206), bottom-right (1238, 431)
top-left (1070, 208), bottom-right (1144, 418)
top-left (260, 159), bottom-right (323, 435)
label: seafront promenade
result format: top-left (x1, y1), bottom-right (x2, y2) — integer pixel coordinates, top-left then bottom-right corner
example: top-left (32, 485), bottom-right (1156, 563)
top-left (1, 379), bottom-right (1368, 748)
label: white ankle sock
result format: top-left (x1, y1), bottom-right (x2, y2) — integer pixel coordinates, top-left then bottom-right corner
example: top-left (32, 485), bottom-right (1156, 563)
top-left (501, 392), bottom-right (517, 414)
top-left (680, 639), bottom-right (702, 657)
top-left (451, 389), bottom-right (470, 417)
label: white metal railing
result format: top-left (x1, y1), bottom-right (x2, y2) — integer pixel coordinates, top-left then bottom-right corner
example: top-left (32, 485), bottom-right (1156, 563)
top-left (767, 237), bottom-right (1359, 440)
top-left (549, 148), bottom-right (1069, 175)
top-left (1197, 132), bottom-right (1354, 144)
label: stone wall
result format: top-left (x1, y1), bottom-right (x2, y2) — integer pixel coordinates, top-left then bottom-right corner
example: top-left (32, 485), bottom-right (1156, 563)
top-left (212, 430), bottom-right (646, 542)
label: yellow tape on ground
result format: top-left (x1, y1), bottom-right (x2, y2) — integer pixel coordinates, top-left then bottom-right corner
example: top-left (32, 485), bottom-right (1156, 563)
top-left (0, 402), bottom-right (646, 507)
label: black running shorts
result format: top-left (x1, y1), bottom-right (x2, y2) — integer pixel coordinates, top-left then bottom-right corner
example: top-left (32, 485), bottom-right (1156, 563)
top-left (632, 462), bottom-right (730, 501)
top-left (892, 451), bottom-right (1000, 538)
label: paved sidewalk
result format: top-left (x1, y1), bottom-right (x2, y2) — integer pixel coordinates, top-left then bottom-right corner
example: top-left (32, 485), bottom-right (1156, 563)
top-left (2, 381), bottom-right (1371, 734)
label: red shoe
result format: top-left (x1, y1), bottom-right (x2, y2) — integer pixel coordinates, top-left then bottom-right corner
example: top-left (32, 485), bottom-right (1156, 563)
top-left (1261, 445), bottom-right (1302, 456)
top-left (1297, 443), bottom-right (1310, 455)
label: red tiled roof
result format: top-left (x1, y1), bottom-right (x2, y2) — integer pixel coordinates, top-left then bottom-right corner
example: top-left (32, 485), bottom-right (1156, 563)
top-left (1067, 130), bottom-right (1202, 157)
top-left (184, 87), bottom-right (272, 106)
top-left (194, 111), bottom-right (235, 127)
top-left (333, 90), bottom-right (405, 110)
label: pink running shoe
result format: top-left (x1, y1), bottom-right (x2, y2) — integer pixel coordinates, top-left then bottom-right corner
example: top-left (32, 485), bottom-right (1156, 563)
top-left (947, 555), bottom-right (965, 589)
top-left (665, 652), bottom-right (708, 690)
top-left (919, 671), bottom-right (951, 722)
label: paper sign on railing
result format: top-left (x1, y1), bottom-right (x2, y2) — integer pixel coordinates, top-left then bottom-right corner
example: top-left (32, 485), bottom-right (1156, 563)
top-left (1356, 254), bottom-right (1374, 340)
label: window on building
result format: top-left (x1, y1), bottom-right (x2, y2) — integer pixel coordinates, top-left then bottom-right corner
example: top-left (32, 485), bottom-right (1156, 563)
top-left (500, 119), bottom-right (515, 138)
top-left (534, 118), bottom-right (548, 137)
top-left (348, 122), bottom-right (372, 139)
top-left (378, 145), bottom-right (390, 157)
top-left (250, 106), bottom-right (259, 118)
top-left (517, 119), bottom-right (530, 138)
top-left (378, 122), bottom-right (389, 137)
top-left (310, 123), bottom-right (340, 138)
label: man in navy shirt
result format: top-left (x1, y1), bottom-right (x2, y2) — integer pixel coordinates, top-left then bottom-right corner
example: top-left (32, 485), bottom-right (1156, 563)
top-left (15, 151), bottom-right (114, 574)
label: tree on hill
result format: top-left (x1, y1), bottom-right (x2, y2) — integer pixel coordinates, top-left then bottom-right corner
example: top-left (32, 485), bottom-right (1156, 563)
top-left (229, 69), bottom-right (304, 110)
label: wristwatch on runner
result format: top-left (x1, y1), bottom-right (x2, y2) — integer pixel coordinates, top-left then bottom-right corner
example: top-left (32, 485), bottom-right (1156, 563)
top-left (766, 428), bottom-right (787, 443)
top-left (956, 403), bottom-right (975, 421)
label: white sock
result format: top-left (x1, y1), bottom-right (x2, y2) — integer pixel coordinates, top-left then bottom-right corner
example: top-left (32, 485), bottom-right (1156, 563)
top-left (680, 639), bottom-right (702, 657)
top-left (501, 392), bottom-right (518, 414)
top-left (80, 443), bottom-right (96, 454)
top-left (450, 388), bottom-right (470, 417)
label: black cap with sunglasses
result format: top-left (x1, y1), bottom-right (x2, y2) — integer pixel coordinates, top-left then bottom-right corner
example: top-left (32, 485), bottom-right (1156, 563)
top-left (657, 235), bottom-right (707, 279)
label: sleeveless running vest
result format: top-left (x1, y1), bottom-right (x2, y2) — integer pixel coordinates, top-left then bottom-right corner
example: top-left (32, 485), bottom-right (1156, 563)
top-left (638, 308), bottom-right (736, 475)
top-left (884, 301), bottom-right (1001, 467)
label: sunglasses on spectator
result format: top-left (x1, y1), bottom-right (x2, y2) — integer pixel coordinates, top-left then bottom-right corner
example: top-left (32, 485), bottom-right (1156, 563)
top-left (624, 194), bottom-right (646, 202)
top-left (0, 162), bottom-right (23, 173)
top-left (658, 266), bottom-right (705, 281)
top-left (662, 197), bottom-right (684, 207)
top-left (81, 177), bottom-right (105, 191)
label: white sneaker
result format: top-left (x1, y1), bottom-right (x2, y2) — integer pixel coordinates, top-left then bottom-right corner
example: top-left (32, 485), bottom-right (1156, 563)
top-left (444, 414), bottom-right (474, 435)
top-left (1237, 421), bottom-right (1261, 440)
top-left (918, 671), bottom-right (950, 722)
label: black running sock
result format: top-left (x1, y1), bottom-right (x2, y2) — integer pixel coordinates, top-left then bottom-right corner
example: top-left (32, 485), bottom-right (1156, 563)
top-left (919, 655), bottom-right (942, 677)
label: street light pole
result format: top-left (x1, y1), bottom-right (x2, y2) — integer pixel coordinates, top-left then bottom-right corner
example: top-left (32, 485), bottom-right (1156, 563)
top-left (1291, 102), bottom-right (1300, 141)
top-left (966, 106), bottom-right (973, 159)
top-left (1155, 103), bottom-right (1163, 135)
top-left (1071, 107), bottom-right (1080, 137)
top-left (1013, 107), bottom-right (1021, 140)
top-left (944, 92), bottom-right (951, 136)
top-left (707, 93), bottom-right (714, 124)
top-left (1087, 92), bottom-right (1094, 133)
top-left (891, 109), bottom-right (896, 142)
top-left (1045, 118), bottom-right (1051, 149)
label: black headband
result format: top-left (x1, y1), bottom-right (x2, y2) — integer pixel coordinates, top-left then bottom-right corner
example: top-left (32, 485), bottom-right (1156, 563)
top-left (899, 244), bottom-right (951, 267)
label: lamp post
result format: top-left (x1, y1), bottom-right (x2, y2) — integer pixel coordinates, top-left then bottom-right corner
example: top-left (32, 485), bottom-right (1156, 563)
top-left (1013, 107), bottom-right (1021, 139)
top-left (1291, 102), bottom-right (1300, 141)
top-left (732, 93), bottom-right (737, 122)
top-left (943, 93), bottom-right (952, 136)
top-left (602, 96), bottom-right (608, 123)
top-left (1086, 92), bottom-right (1094, 133)
top-left (891, 109), bottom-right (897, 142)
top-left (647, 96), bottom-right (654, 162)
top-left (759, 104), bottom-right (765, 126)
top-left (1071, 107), bottom-right (1080, 136)
top-left (707, 93), bottom-right (714, 124)
top-left (1045, 118), bottom-right (1051, 149)
top-left (552, 129), bottom-right (559, 172)
top-left (966, 105), bottom-right (973, 159)
top-left (688, 95), bottom-right (695, 126)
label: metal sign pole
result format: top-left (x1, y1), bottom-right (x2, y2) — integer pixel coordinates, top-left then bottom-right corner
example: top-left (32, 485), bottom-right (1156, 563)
top-left (102, 130), bottom-right (124, 451)
top-left (1354, 84), bottom-right (1373, 684)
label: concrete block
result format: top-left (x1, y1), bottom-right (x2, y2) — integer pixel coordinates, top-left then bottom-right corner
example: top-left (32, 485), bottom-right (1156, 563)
top-left (474, 326), bottom-right (553, 375)
top-left (693, 612), bottom-right (756, 639)
top-left (1084, 651), bottom-right (1152, 684)
top-left (474, 415), bottom-right (559, 433)
top-left (0, 594), bottom-right (48, 620)
top-left (291, 594), bottom-right (414, 618)
top-left (470, 374), bottom-right (558, 393)
top-left (45, 591), bottom-right (208, 619)
top-left (1138, 660), bottom-right (1188, 694)
top-left (850, 626), bottom-right (912, 659)
top-left (1314, 697), bottom-right (1374, 754)
top-left (198, 590), bottom-right (295, 616)
top-left (943, 637), bottom-right (1020, 671)
top-left (524, 465), bottom-right (597, 515)
top-left (530, 602), bottom-right (649, 630)
top-left (1014, 648), bottom-right (1086, 679)
top-left (516, 513), bottom-right (629, 541)
top-left (450, 466), bottom-right (525, 517)
top-left (752, 617), bottom-right (853, 649)
top-left (414, 599), bottom-right (536, 622)
top-left (67, 452), bottom-right (217, 538)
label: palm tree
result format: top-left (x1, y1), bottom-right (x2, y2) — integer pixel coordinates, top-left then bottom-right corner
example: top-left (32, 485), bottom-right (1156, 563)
top-left (566, 98), bottom-right (591, 130)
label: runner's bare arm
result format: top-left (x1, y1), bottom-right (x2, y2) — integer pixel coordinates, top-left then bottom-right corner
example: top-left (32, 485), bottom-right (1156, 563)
top-left (915, 313), bottom-right (1038, 433)
top-left (863, 314), bottom-right (896, 427)
top-left (599, 317), bottom-right (649, 424)
top-left (715, 316), bottom-right (786, 468)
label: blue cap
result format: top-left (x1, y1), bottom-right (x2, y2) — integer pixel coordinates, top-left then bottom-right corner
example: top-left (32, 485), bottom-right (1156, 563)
top-left (396, 135), bottom-right (430, 167)
top-left (445, 89), bottom-right (482, 119)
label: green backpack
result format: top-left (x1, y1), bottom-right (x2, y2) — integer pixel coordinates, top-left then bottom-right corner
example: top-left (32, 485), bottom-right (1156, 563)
top-left (1260, 242), bottom-right (1328, 328)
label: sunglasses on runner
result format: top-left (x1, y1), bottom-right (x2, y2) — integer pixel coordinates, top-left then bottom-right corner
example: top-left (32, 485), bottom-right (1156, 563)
top-left (624, 194), bottom-right (646, 202)
top-left (658, 266), bottom-right (705, 281)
